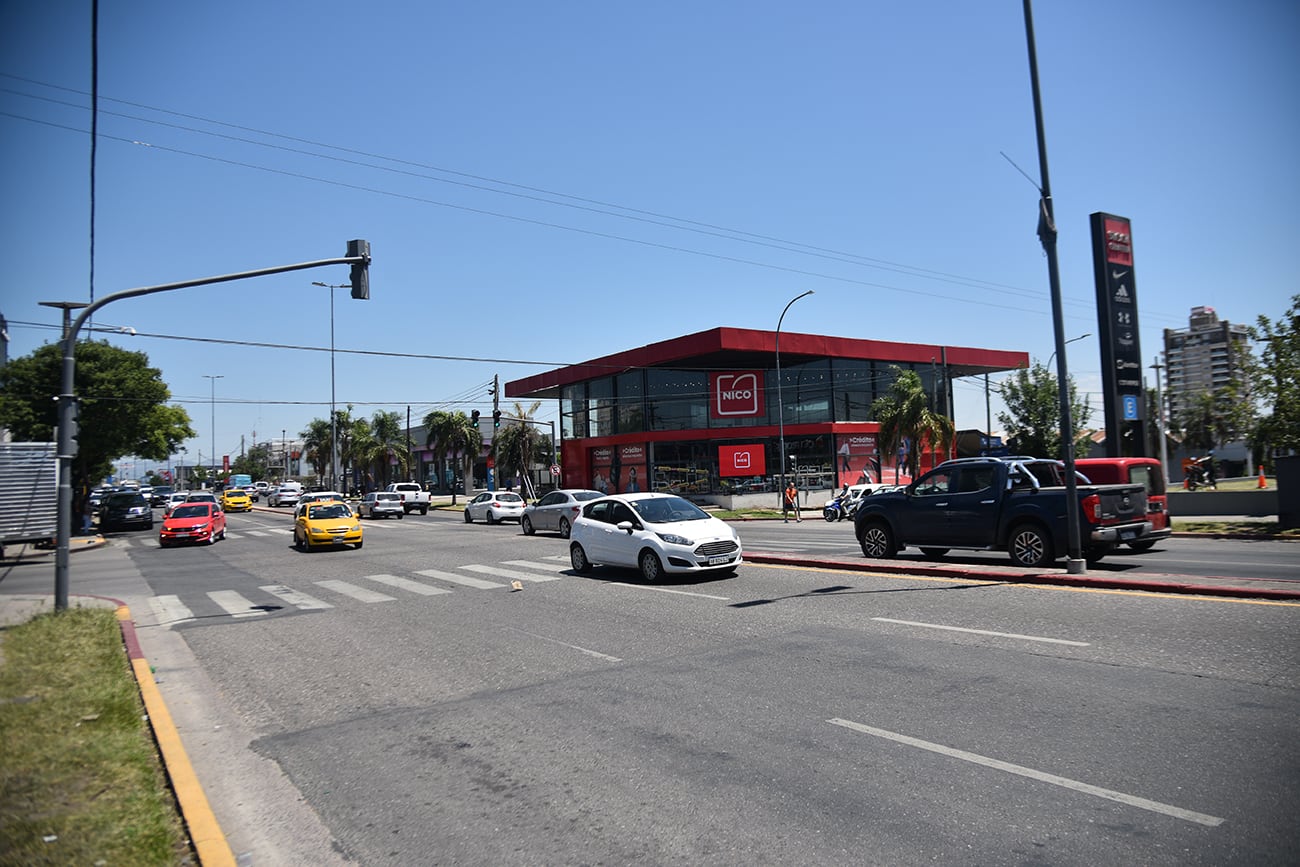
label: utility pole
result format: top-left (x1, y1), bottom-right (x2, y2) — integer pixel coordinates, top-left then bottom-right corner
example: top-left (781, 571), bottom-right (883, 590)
top-left (1150, 356), bottom-right (1170, 487)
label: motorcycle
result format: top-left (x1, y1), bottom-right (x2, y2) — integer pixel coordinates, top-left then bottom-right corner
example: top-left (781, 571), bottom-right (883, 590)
top-left (823, 491), bottom-right (852, 522)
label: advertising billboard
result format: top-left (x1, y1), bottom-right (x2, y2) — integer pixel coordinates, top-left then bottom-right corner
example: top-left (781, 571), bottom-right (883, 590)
top-left (1091, 212), bottom-right (1145, 457)
top-left (709, 371), bottom-right (765, 419)
top-left (719, 443), bottom-right (766, 477)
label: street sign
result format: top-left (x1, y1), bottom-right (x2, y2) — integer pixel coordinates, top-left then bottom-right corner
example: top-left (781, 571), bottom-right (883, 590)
top-left (550, 464), bottom-right (561, 477)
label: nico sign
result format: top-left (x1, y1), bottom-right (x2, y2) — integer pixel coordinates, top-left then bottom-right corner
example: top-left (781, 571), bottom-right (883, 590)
top-left (710, 371), bottom-right (765, 419)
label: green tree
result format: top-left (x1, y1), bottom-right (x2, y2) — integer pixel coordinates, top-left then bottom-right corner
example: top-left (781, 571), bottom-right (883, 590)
top-left (423, 409), bottom-right (482, 505)
top-left (996, 361), bottom-right (1093, 459)
top-left (1246, 293), bottom-right (1300, 468)
top-left (492, 401), bottom-right (544, 497)
top-left (0, 341), bottom-right (194, 507)
top-left (871, 367), bottom-right (955, 480)
top-left (300, 418), bottom-right (333, 481)
top-left (360, 410), bottom-right (410, 488)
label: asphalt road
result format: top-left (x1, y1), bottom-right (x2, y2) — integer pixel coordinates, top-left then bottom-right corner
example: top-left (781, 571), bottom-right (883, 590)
top-left (10, 509), bottom-right (1300, 865)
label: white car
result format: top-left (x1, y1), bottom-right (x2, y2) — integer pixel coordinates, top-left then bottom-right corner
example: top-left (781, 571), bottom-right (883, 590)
top-left (294, 491), bottom-right (346, 518)
top-left (164, 491), bottom-right (191, 515)
top-left (568, 493), bottom-right (742, 582)
top-left (463, 491), bottom-right (526, 524)
top-left (268, 484), bottom-right (303, 508)
top-left (358, 491), bottom-right (404, 519)
top-left (521, 489), bottom-right (602, 538)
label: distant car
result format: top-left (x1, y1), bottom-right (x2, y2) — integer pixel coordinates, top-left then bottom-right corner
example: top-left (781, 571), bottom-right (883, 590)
top-left (254, 481), bottom-right (271, 494)
top-left (163, 492), bottom-right (190, 514)
top-left (358, 491), bottom-right (404, 519)
top-left (99, 491), bottom-right (154, 531)
top-left (268, 484), bottom-right (303, 508)
top-left (521, 489), bottom-right (602, 538)
top-left (294, 491), bottom-right (346, 517)
top-left (88, 487), bottom-right (111, 510)
top-left (185, 492), bottom-right (219, 506)
top-left (149, 485), bottom-right (174, 507)
top-left (569, 493), bottom-right (742, 582)
top-left (159, 502), bottom-right (227, 547)
top-left (294, 501), bottom-right (363, 551)
top-left (463, 491), bottom-right (527, 524)
top-left (220, 488), bottom-right (253, 512)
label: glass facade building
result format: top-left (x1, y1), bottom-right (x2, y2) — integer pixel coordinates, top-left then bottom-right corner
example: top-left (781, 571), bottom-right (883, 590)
top-left (506, 328), bottom-right (1027, 505)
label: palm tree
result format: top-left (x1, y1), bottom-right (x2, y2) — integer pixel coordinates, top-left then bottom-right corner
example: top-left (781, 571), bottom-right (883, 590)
top-left (871, 366), bottom-right (955, 482)
top-left (423, 409), bottom-right (483, 505)
top-left (494, 401), bottom-right (544, 498)
top-left (300, 418), bottom-right (333, 480)
top-left (363, 410), bottom-right (410, 488)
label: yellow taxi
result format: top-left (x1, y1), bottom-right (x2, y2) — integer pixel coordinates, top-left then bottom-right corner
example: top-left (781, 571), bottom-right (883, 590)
top-left (219, 488), bottom-right (253, 513)
top-left (294, 500), bottom-right (363, 551)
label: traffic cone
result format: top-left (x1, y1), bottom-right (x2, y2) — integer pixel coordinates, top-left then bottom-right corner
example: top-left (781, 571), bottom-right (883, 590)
top-left (1183, 476), bottom-right (1189, 490)
top-left (1259, 469), bottom-right (1267, 489)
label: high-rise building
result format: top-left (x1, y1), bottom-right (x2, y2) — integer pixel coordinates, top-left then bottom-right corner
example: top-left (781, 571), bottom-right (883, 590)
top-left (1162, 306), bottom-right (1250, 420)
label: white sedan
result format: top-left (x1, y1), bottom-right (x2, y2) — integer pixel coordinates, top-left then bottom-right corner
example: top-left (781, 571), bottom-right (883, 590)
top-left (463, 491), bottom-right (526, 524)
top-left (568, 493), bottom-right (742, 582)
top-left (521, 489), bottom-right (602, 538)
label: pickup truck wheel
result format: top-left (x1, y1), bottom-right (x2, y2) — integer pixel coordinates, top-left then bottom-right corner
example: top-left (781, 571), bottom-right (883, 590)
top-left (420, 506), bottom-right (428, 515)
top-left (858, 522), bottom-right (897, 559)
top-left (1085, 545), bottom-right (1111, 564)
top-left (919, 547), bottom-right (949, 559)
top-left (1127, 540), bottom-right (1155, 552)
top-left (1008, 524), bottom-right (1051, 568)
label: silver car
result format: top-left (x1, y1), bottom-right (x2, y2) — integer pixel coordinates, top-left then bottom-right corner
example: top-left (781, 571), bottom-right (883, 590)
top-left (358, 491), bottom-right (404, 519)
top-left (521, 489), bottom-right (602, 538)
top-left (463, 491), bottom-right (526, 525)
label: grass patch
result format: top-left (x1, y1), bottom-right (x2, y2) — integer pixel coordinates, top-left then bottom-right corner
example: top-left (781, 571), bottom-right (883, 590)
top-left (0, 607), bottom-right (193, 866)
top-left (1171, 519), bottom-right (1299, 538)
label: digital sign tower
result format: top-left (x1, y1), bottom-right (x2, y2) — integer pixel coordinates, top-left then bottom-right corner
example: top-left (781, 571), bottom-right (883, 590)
top-left (1091, 212), bottom-right (1146, 456)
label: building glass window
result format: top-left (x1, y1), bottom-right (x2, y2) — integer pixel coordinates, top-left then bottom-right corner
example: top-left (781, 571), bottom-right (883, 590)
top-left (650, 440), bottom-right (715, 494)
top-left (775, 359), bottom-right (832, 425)
top-left (561, 384), bottom-right (587, 440)
top-left (831, 359), bottom-right (876, 421)
top-left (647, 369), bottom-right (707, 431)
top-left (615, 370), bottom-right (645, 434)
top-left (588, 377), bottom-right (615, 438)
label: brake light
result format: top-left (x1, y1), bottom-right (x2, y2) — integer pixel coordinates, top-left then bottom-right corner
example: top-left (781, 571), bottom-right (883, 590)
top-left (1081, 493), bottom-right (1101, 523)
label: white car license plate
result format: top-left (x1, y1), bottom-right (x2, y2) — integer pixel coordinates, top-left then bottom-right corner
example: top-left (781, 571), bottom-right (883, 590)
top-left (707, 555), bottom-right (732, 565)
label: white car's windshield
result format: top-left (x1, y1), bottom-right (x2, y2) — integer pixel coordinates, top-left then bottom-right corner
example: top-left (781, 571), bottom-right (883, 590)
top-left (631, 497), bottom-right (709, 524)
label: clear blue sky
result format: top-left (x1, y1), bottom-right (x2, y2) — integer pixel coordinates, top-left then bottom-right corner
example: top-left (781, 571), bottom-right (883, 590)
top-left (3, 1), bottom-right (1296, 476)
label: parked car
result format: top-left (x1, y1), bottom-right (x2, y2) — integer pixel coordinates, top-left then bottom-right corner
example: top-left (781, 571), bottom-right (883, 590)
top-left (99, 491), bottom-right (154, 531)
top-left (463, 491), bottom-right (527, 524)
top-left (358, 491), bottom-right (404, 519)
top-left (220, 488), bottom-right (253, 513)
top-left (268, 482), bottom-right (303, 508)
top-left (149, 485), bottom-right (174, 507)
top-left (294, 491), bottom-right (346, 517)
top-left (159, 502), bottom-right (227, 547)
top-left (1075, 457), bottom-right (1171, 552)
top-left (294, 501), bottom-right (363, 551)
top-left (569, 492), bottom-right (743, 582)
top-left (521, 489), bottom-right (602, 538)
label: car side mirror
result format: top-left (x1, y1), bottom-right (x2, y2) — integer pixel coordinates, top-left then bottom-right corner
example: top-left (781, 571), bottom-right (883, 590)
top-left (616, 520), bottom-right (635, 534)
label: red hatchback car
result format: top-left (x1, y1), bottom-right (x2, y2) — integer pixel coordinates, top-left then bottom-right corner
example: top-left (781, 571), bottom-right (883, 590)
top-left (159, 502), bottom-right (227, 547)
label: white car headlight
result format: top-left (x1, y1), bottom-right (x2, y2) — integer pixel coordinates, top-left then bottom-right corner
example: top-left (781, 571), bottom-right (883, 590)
top-left (656, 532), bottom-right (692, 546)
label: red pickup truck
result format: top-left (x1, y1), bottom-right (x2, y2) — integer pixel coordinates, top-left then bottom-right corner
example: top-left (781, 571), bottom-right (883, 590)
top-left (1075, 457), bottom-right (1170, 552)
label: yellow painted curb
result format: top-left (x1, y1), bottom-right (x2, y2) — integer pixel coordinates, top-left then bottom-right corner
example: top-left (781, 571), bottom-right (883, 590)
top-left (118, 606), bottom-right (236, 867)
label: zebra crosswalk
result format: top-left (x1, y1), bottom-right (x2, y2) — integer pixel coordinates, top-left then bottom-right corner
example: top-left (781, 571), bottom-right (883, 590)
top-left (143, 556), bottom-right (574, 626)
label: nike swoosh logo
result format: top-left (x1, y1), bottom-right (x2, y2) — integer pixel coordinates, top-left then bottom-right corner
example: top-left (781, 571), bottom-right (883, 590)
top-left (1112, 269), bottom-right (1129, 280)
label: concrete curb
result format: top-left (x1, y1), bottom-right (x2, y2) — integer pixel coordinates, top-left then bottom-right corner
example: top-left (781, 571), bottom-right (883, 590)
top-left (743, 553), bottom-right (1300, 601)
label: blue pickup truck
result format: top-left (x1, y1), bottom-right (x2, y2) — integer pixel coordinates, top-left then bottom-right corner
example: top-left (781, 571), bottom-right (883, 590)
top-left (853, 457), bottom-right (1153, 568)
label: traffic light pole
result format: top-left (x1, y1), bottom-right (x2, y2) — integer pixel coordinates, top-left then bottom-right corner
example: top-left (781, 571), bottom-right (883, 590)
top-left (48, 243), bottom-right (370, 611)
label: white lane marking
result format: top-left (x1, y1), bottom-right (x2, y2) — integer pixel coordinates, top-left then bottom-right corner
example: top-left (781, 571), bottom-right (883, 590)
top-left (461, 564), bottom-right (562, 583)
top-left (501, 559), bottom-right (570, 573)
top-left (871, 617), bottom-right (1090, 647)
top-left (149, 595), bottom-right (194, 625)
top-left (244, 530), bottom-right (273, 537)
top-left (314, 580), bottom-right (396, 603)
top-left (260, 585), bottom-right (334, 610)
top-left (827, 718), bottom-right (1224, 827)
top-left (413, 568), bottom-right (503, 590)
top-left (207, 590), bottom-right (269, 618)
top-left (542, 555), bottom-right (570, 562)
top-left (607, 582), bottom-right (729, 601)
top-left (504, 627), bottom-right (622, 662)
top-left (364, 573), bottom-right (452, 596)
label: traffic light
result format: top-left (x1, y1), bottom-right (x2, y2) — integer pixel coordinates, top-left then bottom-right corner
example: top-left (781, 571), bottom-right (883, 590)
top-left (347, 239), bottom-right (370, 300)
top-left (471, 410), bottom-right (480, 428)
top-left (492, 410), bottom-right (502, 428)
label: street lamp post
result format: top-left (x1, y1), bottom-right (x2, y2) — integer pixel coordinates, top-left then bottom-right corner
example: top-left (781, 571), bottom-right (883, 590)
top-left (203, 374), bottom-right (223, 485)
top-left (312, 281), bottom-right (348, 492)
top-left (1046, 332), bottom-right (1090, 370)
top-left (776, 290), bottom-right (814, 520)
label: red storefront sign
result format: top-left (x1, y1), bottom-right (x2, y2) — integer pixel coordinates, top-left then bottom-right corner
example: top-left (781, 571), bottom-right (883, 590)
top-left (719, 443), bottom-right (765, 477)
top-left (709, 371), bottom-right (765, 418)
